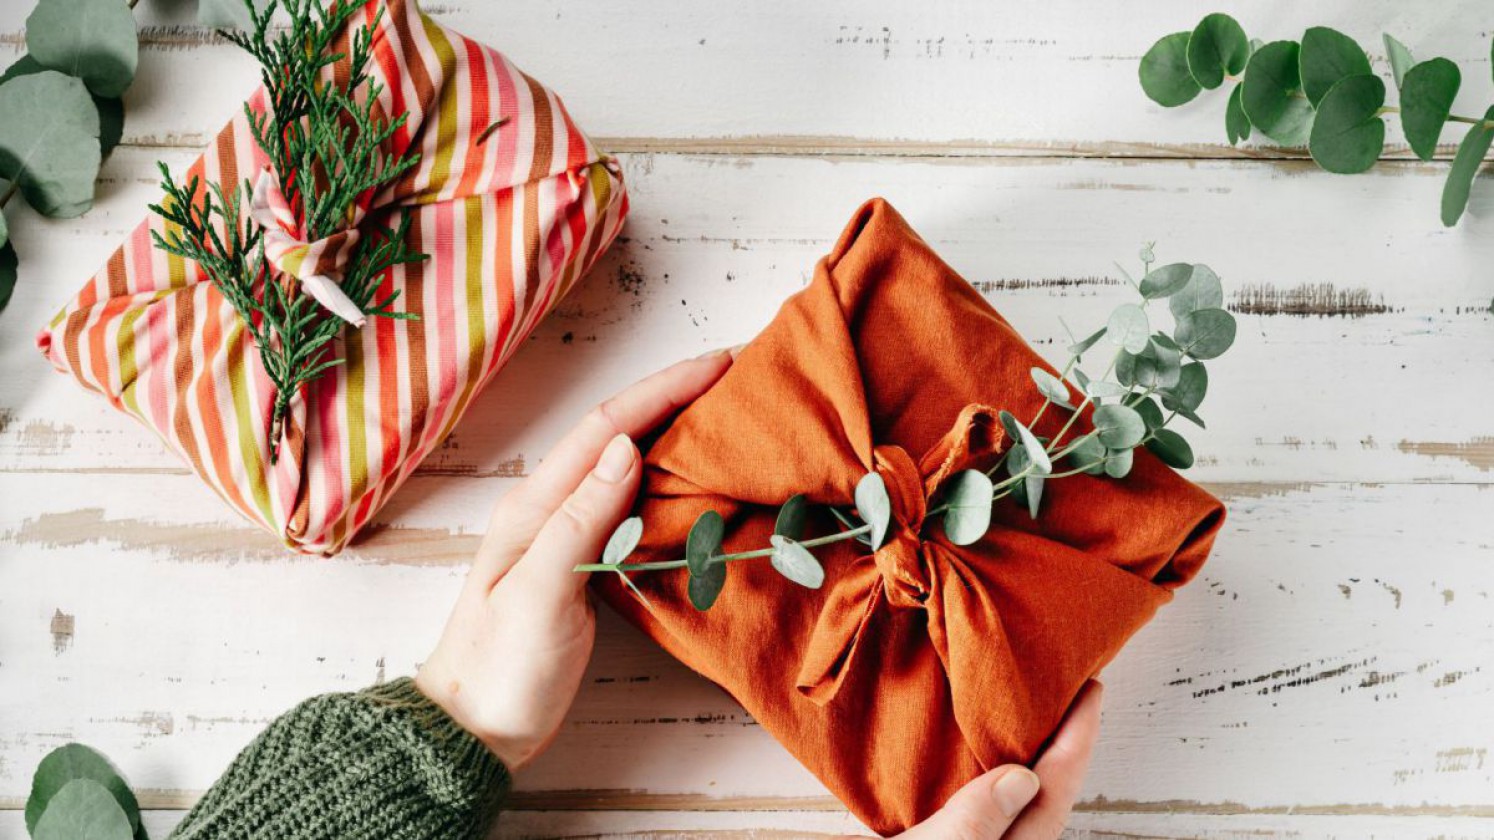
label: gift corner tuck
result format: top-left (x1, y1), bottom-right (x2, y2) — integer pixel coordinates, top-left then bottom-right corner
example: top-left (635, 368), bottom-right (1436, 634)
top-left (35, 0), bottom-right (629, 555)
top-left (594, 198), bottom-right (1225, 835)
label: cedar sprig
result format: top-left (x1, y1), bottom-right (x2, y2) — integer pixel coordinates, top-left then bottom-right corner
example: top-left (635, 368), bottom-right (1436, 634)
top-left (575, 247), bottom-right (1239, 611)
top-left (151, 0), bottom-right (426, 461)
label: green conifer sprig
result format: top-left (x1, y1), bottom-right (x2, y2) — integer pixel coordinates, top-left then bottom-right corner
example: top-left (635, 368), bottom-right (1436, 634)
top-left (150, 0), bottom-right (426, 460)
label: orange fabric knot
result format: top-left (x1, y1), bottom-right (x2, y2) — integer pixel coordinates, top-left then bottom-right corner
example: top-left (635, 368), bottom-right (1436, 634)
top-left (870, 444), bottom-right (933, 609)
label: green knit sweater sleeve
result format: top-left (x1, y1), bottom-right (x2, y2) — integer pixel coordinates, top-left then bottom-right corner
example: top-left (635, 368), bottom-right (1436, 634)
top-left (169, 678), bottom-right (509, 840)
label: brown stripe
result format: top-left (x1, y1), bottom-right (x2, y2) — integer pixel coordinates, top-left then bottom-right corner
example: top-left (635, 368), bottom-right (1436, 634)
top-left (170, 291), bottom-right (206, 477)
top-left (394, 210), bottom-right (429, 484)
top-left (105, 242), bottom-right (129, 299)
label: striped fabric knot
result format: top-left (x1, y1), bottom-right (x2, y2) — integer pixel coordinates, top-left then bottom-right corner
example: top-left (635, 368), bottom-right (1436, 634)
top-left (249, 167), bottom-right (367, 327)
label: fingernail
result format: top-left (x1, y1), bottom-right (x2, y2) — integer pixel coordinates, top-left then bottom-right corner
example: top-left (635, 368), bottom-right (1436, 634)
top-left (593, 434), bottom-right (635, 483)
top-left (992, 767), bottom-right (1040, 818)
top-left (694, 346), bottom-right (732, 360)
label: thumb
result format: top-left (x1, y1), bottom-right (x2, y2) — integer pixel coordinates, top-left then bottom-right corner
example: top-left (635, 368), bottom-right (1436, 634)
top-left (897, 766), bottom-right (1041, 840)
top-left (508, 433), bottom-right (641, 597)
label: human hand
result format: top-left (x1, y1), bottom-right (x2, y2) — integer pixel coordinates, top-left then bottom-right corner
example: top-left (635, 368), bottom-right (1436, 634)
top-left (866, 680), bottom-right (1104, 840)
top-left (415, 350), bottom-right (735, 771)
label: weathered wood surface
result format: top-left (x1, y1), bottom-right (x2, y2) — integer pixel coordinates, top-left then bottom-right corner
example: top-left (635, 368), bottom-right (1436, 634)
top-left (2, 0), bottom-right (1493, 837)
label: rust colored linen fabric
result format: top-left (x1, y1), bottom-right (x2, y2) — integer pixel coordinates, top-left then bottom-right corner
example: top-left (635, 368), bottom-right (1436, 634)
top-left (594, 198), bottom-right (1225, 835)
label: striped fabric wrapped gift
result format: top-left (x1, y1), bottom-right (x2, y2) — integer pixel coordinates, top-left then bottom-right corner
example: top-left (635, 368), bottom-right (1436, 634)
top-left (36, 0), bottom-right (628, 555)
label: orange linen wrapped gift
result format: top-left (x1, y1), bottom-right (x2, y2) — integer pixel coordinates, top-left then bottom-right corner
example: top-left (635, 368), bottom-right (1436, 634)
top-left (596, 199), bottom-right (1225, 835)
top-left (37, 0), bottom-right (626, 554)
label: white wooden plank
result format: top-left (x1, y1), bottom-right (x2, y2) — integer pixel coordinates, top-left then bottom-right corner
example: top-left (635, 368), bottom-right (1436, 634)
top-left (4, 810), bottom-right (1492, 839)
top-left (3, 1), bottom-right (1490, 155)
top-left (2, 474), bottom-right (1491, 810)
top-left (4, 149), bottom-right (1493, 483)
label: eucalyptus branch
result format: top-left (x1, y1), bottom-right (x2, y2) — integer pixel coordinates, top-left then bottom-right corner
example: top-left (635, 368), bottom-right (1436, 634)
top-left (1141, 15), bottom-right (1494, 226)
top-left (151, 0), bottom-right (426, 461)
top-left (581, 246), bottom-right (1240, 611)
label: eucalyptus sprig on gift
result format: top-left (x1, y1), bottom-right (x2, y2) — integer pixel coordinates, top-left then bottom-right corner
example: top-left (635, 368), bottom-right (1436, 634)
top-left (1140, 13), bottom-right (1494, 226)
top-left (576, 247), bottom-right (1238, 610)
top-left (149, 0), bottom-right (425, 459)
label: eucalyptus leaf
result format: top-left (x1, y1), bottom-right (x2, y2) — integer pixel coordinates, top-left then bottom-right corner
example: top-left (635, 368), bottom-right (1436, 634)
top-left (687, 561), bottom-right (726, 611)
top-left (1085, 379), bottom-right (1129, 400)
top-left (941, 469), bottom-right (994, 546)
top-left (1308, 74), bottom-right (1386, 174)
top-left (768, 535), bottom-right (825, 589)
top-left (198, 0), bottom-right (273, 28)
top-left (774, 494), bottom-right (809, 541)
top-left (1011, 416), bottom-right (1053, 475)
top-left (1115, 350), bottom-right (1138, 387)
top-left (26, 743), bottom-right (140, 836)
top-left (1134, 396), bottom-right (1165, 431)
top-left (1009, 470), bottom-right (1030, 509)
top-left (1092, 404), bottom-right (1146, 449)
top-left (26, 0), bottom-right (139, 98)
top-left (601, 517), bottom-right (642, 565)
top-left (0, 206), bottom-right (7, 250)
top-left (855, 472), bottom-right (892, 550)
top-left (32, 779), bottom-right (133, 840)
top-left (1068, 435), bottom-right (1107, 475)
top-left (1401, 58), bottom-right (1461, 162)
top-left (1225, 84), bottom-right (1252, 145)
top-left (1106, 303), bottom-right (1150, 353)
top-left (1299, 26), bottom-right (1371, 107)
top-left (1174, 308), bottom-right (1238, 360)
top-left (1141, 340), bottom-right (1183, 388)
top-left (1186, 13), bottom-right (1249, 90)
top-left (1162, 361), bottom-right (1208, 412)
top-left (1169, 263), bottom-right (1224, 318)
top-left (1383, 34), bottom-right (1414, 89)
top-left (1140, 31), bottom-right (1202, 106)
top-left (1241, 40), bottom-right (1314, 145)
top-left (685, 510), bottom-right (724, 577)
top-left (1147, 428), bottom-right (1196, 469)
top-left (998, 410), bottom-right (1023, 446)
top-left (1104, 447), bottom-right (1135, 478)
top-left (1140, 262), bottom-right (1192, 299)
top-left (1441, 105), bottom-right (1494, 227)
top-left (0, 236), bottom-right (17, 315)
top-left (0, 55), bottom-right (123, 158)
top-left (1176, 406), bottom-right (1207, 428)
top-left (1151, 331), bottom-right (1182, 351)
top-left (1024, 473), bottom-right (1045, 519)
top-left (1070, 326), bottom-right (1106, 357)
top-left (1074, 367), bottom-right (1091, 393)
top-left (1030, 367), bottom-right (1073, 408)
top-left (0, 71), bottom-right (101, 218)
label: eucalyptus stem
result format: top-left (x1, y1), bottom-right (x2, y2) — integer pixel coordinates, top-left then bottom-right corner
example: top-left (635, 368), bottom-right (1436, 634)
top-left (572, 523), bottom-right (873, 573)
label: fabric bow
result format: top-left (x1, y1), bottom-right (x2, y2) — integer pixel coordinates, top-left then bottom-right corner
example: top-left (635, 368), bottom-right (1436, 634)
top-left (248, 168), bottom-right (367, 327)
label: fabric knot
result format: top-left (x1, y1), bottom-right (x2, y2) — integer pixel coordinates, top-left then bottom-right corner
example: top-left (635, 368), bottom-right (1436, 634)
top-left (248, 168), bottom-right (368, 327)
top-left (871, 444), bottom-right (932, 609)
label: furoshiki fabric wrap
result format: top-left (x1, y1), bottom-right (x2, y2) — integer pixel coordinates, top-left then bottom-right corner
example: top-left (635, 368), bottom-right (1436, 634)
top-left (36, 0), bottom-right (627, 554)
top-left (595, 199), bottom-right (1225, 835)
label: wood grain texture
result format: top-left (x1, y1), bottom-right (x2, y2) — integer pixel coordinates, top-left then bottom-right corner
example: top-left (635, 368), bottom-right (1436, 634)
top-left (2, 0), bottom-right (1492, 156)
top-left (2, 0), bottom-right (1493, 836)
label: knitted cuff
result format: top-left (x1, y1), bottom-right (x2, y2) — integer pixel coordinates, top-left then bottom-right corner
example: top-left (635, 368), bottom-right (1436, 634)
top-left (360, 677), bottom-right (512, 816)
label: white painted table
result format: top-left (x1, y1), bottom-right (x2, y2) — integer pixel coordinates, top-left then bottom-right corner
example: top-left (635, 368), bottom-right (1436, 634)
top-left (3, 1), bottom-right (1493, 837)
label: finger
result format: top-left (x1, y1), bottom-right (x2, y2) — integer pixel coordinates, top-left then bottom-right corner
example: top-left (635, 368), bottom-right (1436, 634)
top-left (473, 349), bottom-right (732, 582)
top-left (897, 765), bottom-right (1040, 840)
top-left (1005, 680), bottom-right (1104, 840)
top-left (503, 433), bottom-right (642, 599)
